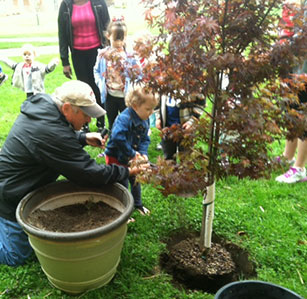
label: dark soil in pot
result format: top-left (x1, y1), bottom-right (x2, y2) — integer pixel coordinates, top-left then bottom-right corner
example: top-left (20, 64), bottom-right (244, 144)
top-left (27, 200), bottom-right (121, 232)
top-left (160, 230), bottom-right (257, 294)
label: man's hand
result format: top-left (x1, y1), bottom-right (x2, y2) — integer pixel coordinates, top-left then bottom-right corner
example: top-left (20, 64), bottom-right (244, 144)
top-left (128, 162), bottom-right (150, 176)
top-left (128, 153), bottom-right (150, 175)
top-left (63, 65), bottom-right (72, 79)
top-left (85, 132), bottom-right (108, 148)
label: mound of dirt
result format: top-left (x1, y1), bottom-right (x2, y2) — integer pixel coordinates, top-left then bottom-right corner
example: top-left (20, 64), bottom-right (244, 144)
top-left (27, 200), bottom-right (121, 232)
top-left (160, 230), bottom-right (256, 294)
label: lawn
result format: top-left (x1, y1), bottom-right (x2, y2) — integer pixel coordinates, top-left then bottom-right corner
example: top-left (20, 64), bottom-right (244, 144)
top-left (0, 53), bottom-right (306, 299)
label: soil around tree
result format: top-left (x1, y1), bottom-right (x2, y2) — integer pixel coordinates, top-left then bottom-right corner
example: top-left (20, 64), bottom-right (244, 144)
top-left (27, 200), bottom-right (121, 232)
top-left (160, 229), bottom-right (257, 294)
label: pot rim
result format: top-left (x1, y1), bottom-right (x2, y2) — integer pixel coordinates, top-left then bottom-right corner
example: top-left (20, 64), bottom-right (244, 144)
top-left (214, 280), bottom-right (303, 299)
top-left (16, 180), bottom-right (134, 241)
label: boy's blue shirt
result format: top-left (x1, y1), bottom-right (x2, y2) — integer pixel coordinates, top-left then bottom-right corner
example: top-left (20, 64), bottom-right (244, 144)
top-left (105, 107), bottom-right (150, 165)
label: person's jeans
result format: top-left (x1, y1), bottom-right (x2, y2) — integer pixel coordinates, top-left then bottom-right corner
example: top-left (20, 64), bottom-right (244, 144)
top-left (0, 217), bottom-right (33, 266)
top-left (121, 176), bottom-right (142, 208)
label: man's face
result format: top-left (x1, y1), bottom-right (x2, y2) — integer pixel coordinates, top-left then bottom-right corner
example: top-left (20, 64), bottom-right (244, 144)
top-left (63, 103), bottom-right (91, 131)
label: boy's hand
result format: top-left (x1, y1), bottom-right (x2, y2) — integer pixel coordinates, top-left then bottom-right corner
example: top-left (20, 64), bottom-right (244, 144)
top-left (131, 153), bottom-right (148, 163)
top-left (141, 154), bottom-right (148, 161)
top-left (128, 162), bottom-right (150, 176)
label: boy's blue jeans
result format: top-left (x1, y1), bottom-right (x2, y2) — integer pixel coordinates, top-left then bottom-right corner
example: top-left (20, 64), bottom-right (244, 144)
top-left (121, 176), bottom-right (142, 209)
top-left (0, 217), bottom-right (33, 266)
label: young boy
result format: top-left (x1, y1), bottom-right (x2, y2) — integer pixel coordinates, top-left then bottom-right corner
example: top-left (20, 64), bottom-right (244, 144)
top-left (105, 85), bottom-right (158, 215)
top-left (0, 44), bottom-right (58, 97)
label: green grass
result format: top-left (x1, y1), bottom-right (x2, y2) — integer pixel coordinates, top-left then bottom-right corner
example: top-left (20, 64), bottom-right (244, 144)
top-left (0, 55), bottom-right (306, 299)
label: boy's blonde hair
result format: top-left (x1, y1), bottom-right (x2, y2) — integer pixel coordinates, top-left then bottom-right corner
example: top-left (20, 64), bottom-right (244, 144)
top-left (21, 43), bottom-right (36, 57)
top-left (125, 85), bottom-right (159, 108)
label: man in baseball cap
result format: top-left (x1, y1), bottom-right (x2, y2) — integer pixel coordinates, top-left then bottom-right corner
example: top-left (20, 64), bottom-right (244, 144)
top-left (53, 80), bottom-right (105, 131)
top-left (54, 80), bottom-right (106, 118)
top-left (0, 80), bottom-right (148, 266)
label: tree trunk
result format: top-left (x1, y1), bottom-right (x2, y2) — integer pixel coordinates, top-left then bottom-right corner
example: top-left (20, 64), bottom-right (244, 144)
top-left (199, 182), bottom-right (215, 250)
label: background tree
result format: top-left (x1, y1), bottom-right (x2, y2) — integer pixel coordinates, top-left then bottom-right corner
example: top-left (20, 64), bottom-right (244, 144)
top-left (133, 0), bottom-right (307, 251)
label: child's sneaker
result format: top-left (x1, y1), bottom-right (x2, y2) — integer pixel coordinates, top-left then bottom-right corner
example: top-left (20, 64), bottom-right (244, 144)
top-left (0, 74), bottom-right (8, 86)
top-left (136, 206), bottom-right (150, 215)
top-left (275, 167), bottom-right (307, 183)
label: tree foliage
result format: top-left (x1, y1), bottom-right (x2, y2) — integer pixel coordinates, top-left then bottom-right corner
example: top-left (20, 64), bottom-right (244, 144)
top-left (134, 0), bottom-right (307, 196)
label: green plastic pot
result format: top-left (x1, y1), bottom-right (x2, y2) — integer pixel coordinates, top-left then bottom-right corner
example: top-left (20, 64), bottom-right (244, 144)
top-left (16, 180), bottom-right (134, 294)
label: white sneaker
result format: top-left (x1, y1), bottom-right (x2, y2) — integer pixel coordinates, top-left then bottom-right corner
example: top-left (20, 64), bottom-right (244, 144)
top-left (275, 167), bottom-right (307, 183)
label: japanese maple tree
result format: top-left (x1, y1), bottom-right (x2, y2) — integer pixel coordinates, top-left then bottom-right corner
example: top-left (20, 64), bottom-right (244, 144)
top-left (133, 0), bottom-right (307, 250)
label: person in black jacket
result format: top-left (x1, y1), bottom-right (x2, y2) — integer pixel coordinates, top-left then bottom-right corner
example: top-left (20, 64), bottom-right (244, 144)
top-left (0, 80), bottom-right (147, 266)
top-left (58, 0), bottom-right (110, 131)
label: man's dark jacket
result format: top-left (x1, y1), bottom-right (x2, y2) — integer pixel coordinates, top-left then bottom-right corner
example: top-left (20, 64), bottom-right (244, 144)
top-left (0, 94), bottom-right (128, 222)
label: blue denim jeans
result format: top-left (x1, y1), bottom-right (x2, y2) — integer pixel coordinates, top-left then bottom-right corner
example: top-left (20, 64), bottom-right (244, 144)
top-left (0, 217), bottom-right (33, 266)
top-left (121, 176), bottom-right (142, 209)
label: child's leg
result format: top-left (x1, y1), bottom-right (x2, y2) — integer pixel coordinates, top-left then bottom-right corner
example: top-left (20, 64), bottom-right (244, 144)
top-left (129, 176), bottom-right (142, 208)
top-left (283, 138), bottom-right (298, 161)
top-left (293, 138), bottom-right (307, 169)
top-left (294, 86), bottom-right (307, 168)
top-left (105, 94), bottom-right (123, 130)
top-left (276, 138), bottom-right (307, 183)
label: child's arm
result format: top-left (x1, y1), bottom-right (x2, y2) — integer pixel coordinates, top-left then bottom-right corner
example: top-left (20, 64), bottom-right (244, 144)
top-left (111, 117), bottom-right (137, 160)
top-left (93, 53), bottom-right (105, 86)
top-left (45, 58), bottom-right (59, 73)
top-left (138, 130), bottom-right (151, 157)
top-left (0, 56), bottom-right (17, 70)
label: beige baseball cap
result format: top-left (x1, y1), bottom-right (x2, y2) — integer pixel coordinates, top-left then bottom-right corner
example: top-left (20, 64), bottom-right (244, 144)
top-left (54, 80), bottom-right (106, 118)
